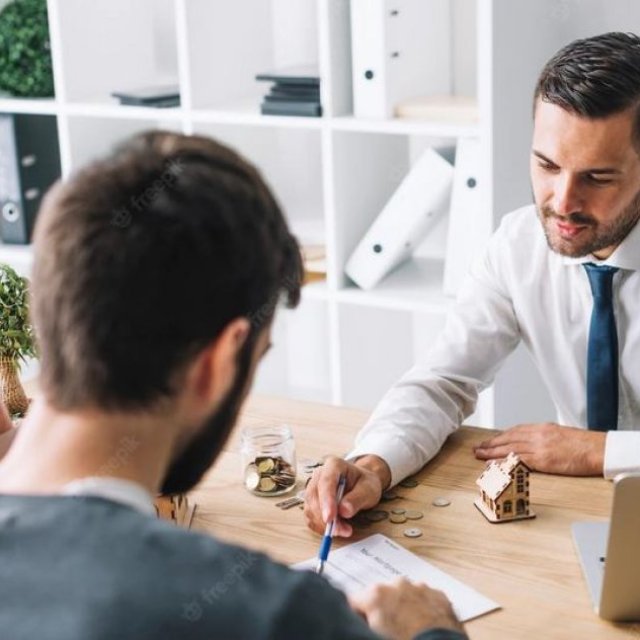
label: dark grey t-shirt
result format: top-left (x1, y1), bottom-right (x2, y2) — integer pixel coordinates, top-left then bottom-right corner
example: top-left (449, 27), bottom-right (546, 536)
top-left (0, 496), bottom-right (466, 640)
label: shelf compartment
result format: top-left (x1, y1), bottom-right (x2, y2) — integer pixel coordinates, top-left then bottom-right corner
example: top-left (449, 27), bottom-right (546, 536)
top-left (337, 303), bottom-right (447, 411)
top-left (333, 0), bottom-right (478, 120)
top-left (55, 0), bottom-right (179, 105)
top-left (253, 298), bottom-right (332, 404)
top-left (66, 116), bottom-right (185, 173)
top-left (330, 129), bottom-right (455, 292)
top-left (191, 122), bottom-right (325, 235)
top-left (183, 0), bottom-right (320, 113)
top-left (337, 257), bottom-right (452, 314)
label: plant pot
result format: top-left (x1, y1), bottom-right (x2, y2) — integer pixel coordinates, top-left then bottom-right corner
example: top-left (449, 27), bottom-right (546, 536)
top-left (0, 356), bottom-right (28, 417)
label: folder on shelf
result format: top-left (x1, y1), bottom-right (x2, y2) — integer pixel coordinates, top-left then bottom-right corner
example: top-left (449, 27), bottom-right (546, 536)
top-left (345, 148), bottom-right (453, 290)
top-left (0, 114), bottom-right (61, 245)
top-left (350, 0), bottom-right (451, 119)
top-left (443, 137), bottom-right (490, 296)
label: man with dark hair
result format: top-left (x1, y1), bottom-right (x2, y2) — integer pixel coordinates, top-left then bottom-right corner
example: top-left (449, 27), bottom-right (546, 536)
top-left (306, 32), bottom-right (640, 537)
top-left (0, 131), bottom-right (466, 640)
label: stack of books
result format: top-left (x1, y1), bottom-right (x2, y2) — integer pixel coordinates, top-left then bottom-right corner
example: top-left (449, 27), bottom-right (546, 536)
top-left (256, 66), bottom-right (321, 117)
top-left (111, 84), bottom-right (180, 108)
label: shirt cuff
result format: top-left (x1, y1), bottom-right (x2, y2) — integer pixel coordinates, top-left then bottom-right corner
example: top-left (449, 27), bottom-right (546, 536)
top-left (603, 431), bottom-right (640, 479)
top-left (346, 434), bottom-right (424, 488)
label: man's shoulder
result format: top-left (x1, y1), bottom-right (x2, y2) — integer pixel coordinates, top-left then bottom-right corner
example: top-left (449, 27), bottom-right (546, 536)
top-left (0, 494), bottom-right (293, 582)
top-left (0, 496), bottom-right (360, 639)
top-left (486, 204), bottom-right (549, 267)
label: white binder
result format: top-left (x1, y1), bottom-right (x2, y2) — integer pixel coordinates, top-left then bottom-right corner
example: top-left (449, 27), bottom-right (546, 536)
top-left (350, 0), bottom-right (451, 119)
top-left (345, 148), bottom-right (453, 290)
top-left (443, 137), bottom-right (490, 296)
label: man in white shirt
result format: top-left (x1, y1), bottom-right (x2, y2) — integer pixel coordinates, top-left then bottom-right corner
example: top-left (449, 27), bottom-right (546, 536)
top-left (305, 31), bottom-right (640, 537)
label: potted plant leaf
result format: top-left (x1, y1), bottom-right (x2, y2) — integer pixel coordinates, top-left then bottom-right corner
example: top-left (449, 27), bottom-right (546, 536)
top-left (0, 0), bottom-right (54, 98)
top-left (0, 264), bottom-right (36, 416)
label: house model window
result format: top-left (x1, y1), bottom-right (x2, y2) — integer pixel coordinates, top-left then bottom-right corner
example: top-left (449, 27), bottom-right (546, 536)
top-left (474, 452), bottom-right (536, 523)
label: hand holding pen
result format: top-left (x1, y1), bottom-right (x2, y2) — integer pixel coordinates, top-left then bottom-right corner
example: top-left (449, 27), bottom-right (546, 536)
top-left (315, 474), bottom-right (346, 575)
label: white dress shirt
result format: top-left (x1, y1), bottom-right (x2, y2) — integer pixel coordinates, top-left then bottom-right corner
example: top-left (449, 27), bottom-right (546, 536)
top-left (349, 205), bottom-right (640, 485)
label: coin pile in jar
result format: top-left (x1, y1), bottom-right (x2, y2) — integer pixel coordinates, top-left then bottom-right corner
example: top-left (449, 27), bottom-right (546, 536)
top-left (244, 455), bottom-right (296, 495)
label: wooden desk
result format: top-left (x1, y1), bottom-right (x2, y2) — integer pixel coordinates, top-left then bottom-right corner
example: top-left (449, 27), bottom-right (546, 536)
top-left (190, 395), bottom-right (639, 640)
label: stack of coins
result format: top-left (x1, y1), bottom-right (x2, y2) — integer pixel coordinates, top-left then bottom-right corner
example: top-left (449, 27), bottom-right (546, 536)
top-left (244, 455), bottom-right (296, 495)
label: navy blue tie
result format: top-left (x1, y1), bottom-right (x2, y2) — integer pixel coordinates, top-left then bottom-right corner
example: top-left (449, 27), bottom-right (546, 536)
top-left (583, 264), bottom-right (619, 431)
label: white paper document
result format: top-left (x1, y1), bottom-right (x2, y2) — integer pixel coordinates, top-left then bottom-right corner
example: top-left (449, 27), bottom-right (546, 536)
top-left (295, 534), bottom-right (499, 622)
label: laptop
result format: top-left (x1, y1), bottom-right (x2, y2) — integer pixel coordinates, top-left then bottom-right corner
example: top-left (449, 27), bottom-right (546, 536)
top-left (572, 472), bottom-right (640, 622)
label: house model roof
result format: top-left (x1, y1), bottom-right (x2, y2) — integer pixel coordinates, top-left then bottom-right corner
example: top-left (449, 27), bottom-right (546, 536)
top-left (475, 452), bottom-right (529, 501)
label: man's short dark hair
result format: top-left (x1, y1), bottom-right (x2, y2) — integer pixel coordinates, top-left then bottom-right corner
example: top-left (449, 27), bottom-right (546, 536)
top-left (32, 131), bottom-right (303, 411)
top-left (534, 31), bottom-right (640, 149)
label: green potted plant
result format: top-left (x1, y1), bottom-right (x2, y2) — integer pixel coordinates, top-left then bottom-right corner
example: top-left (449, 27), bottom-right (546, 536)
top-left (0, 0), bottom-right (54, 98)
top-left (0, 264), bottom-right (36, 416)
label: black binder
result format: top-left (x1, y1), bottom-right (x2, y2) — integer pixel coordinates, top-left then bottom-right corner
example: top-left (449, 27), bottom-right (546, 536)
top-left (0, 114), bottom-right (62, 244)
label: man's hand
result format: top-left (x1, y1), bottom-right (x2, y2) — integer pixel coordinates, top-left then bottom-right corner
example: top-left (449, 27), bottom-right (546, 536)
top-left (303, 455), bottom-right (391, 537)
top-left (474, 422), bottom-right (605, 475)
top-left (349, 578), bottom-right (466, 640)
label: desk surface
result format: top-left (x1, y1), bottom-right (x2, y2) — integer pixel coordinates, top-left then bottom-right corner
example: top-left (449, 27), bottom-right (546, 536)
top-left (190, 395), bottom-right (639, 640)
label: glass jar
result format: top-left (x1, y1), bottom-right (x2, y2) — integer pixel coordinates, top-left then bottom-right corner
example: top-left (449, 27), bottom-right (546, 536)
top-left (240, 424), bottom-right (297, 496)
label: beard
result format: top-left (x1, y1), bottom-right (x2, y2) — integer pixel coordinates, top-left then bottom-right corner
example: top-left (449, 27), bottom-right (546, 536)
top-left (159, 336), bottom-right (254, 496)
top-left (537, 190), bottom-right (640, 258)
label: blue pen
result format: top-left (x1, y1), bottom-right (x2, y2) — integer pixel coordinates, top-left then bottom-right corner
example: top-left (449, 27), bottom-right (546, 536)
top-left (315, 474), bottom-right (347, 575)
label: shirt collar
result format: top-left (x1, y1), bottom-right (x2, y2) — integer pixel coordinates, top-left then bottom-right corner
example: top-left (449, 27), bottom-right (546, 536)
top-left (61, 476), bottom-right (156, 516)
top-left (561, 218), bottom-right (640, 270)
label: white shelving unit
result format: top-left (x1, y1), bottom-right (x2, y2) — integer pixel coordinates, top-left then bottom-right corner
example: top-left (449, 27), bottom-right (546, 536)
top-left (2, 0), bottom-right (639, 425)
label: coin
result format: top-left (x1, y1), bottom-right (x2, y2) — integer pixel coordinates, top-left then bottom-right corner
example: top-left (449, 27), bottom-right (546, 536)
top-left (403, 528), bottom-right (423, 538)
top-left (259, 477), bottom-right (276, 492)
top-left (390, 508), bottom-right (406, 515)
top-left (381, 490), bottom-right (399, 501)
top-left (364, 509), bottom-right (389, 523)
top-left (399, 478), bottom-right (419, 488)
top-left (389, 513), bottom-right (407, 524)
top-left (405, 510), bottom-right (424, 520)
top-left (432, 497), bottom-right (451, 507)
top-left (244, 465), bottom-right (260, 491)
top-left (257, 458), bottom-right (276, 474)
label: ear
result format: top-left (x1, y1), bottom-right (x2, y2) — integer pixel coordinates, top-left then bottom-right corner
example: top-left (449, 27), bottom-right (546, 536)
top-left (188, 318), bottom-right (251, 411)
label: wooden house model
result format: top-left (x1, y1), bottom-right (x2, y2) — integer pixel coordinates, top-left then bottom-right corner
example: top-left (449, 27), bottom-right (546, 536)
top-left (474, 452), bottom-right (535, 523)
